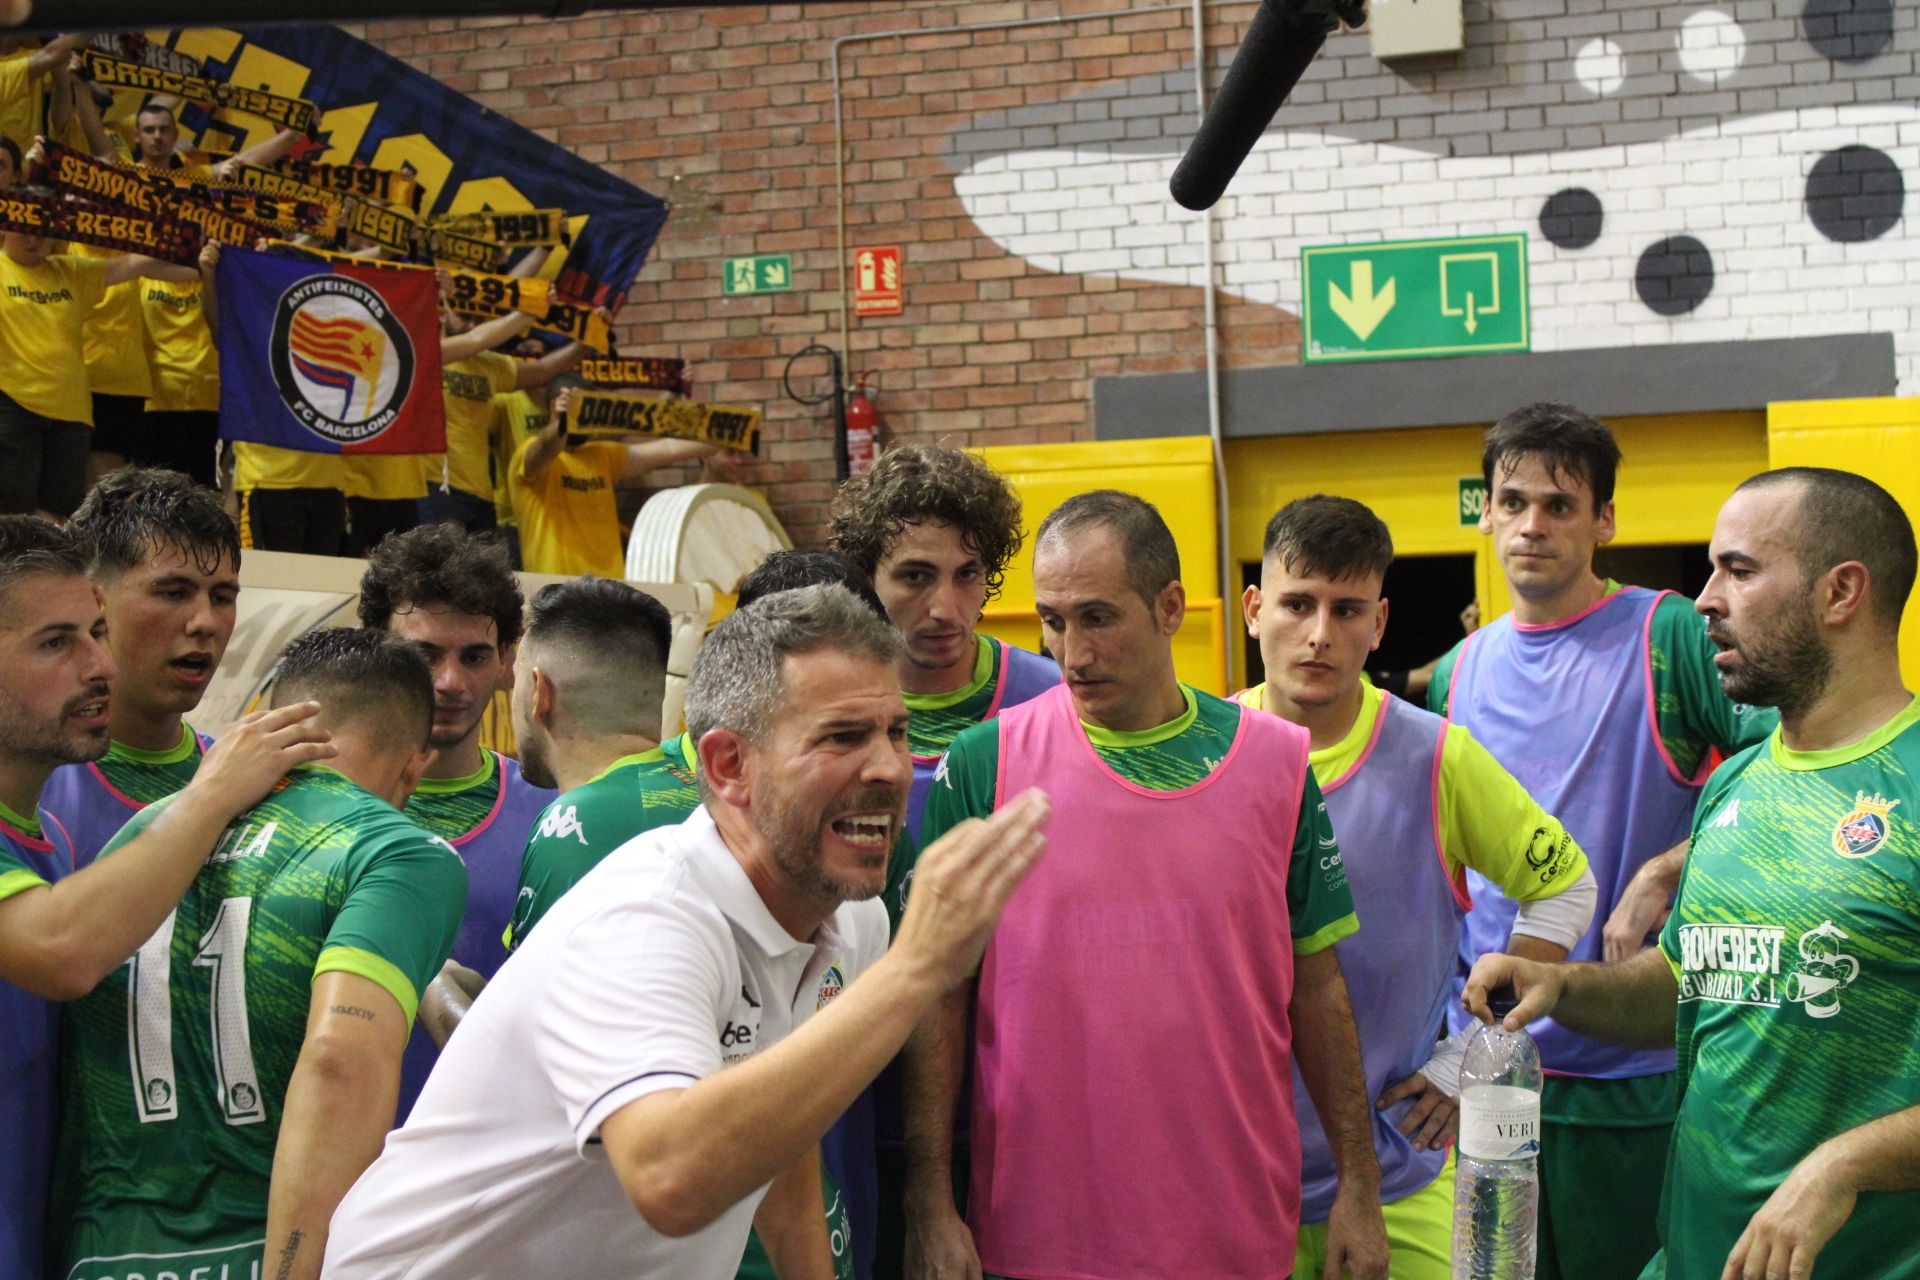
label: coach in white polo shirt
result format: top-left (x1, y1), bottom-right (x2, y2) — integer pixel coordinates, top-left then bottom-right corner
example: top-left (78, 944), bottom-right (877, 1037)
top-left (322, 585), bottom-right (1050, 1280)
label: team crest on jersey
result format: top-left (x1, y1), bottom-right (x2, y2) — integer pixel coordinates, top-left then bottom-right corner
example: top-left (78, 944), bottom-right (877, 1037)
top-left (816, 962), bottom-right (846, 1010)
top-left (1833, 791), bottom-right (1897, 859)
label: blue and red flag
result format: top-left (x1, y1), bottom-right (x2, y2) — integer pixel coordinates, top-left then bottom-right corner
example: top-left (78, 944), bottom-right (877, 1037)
top-left (215, 247), bottom-right (445, 455)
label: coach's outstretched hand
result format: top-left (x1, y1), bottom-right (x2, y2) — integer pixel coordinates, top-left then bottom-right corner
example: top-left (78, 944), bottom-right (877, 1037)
top-left (183, 701), bottom-right (337, 821)
top-left (891, 788), bottom-right (1050, 991)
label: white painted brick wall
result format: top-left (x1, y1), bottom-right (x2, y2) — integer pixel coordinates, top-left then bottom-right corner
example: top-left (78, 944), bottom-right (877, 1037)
top-left (945, 0), bottom-right (1920, 391)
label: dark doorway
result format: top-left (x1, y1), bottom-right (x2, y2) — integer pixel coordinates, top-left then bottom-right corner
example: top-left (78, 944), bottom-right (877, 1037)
top-left (1240, 553), bottom-right (1477, 690)
top-left (1594, 543), bottom-right (1712, 601)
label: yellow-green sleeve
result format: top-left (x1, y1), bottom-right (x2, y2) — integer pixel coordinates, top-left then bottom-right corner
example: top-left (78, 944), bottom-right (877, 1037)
top-left (0, 866), bottom-right (48, 904)
top-left (1436, 723), bottom-right (1588, 902)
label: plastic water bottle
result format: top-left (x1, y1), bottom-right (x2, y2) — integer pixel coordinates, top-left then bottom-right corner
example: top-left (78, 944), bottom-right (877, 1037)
top-left (1451, 992), bottom-right (1543, 1280)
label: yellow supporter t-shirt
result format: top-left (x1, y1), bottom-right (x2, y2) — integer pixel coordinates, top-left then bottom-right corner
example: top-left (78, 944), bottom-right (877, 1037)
top-left (142, 278), bottom-right (219, 412)
top-left (233, 442), bottom-right (347, 493)
top-left (0, 252), bottom-right (108, 424)
top-left (343, 453), bottom-right (428, 503)
top-left (433, 351), bottom-right (517, 501)
top-left (490, 389), bottom-right (545, 525)
top-left (1240, 677), bottom-right (1590, 901)
top-left (0, 52), bottom-right (47, 160)
top-left (73, 242), bottom-right (152, 398)
top-left (508, 435), bottom-right (626, 578)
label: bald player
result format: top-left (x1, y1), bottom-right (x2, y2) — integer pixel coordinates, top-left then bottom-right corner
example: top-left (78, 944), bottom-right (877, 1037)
top-left (1466, 468), bottom-right (1920, 1280)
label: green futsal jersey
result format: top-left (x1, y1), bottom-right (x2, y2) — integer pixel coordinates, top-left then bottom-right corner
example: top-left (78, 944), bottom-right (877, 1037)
top-left (404, 750), bottom-right (503, 841)
top-left (506, 734), bottom-right (701, 950)
top-left (99, 723), bottom-right (206, 804)
top-left (48, 767), bottom-right (467, 1280)
top-left (1653, 696), bottom-right (1920, 1280)
top-left (904, 634), bottom-right (1006, 760)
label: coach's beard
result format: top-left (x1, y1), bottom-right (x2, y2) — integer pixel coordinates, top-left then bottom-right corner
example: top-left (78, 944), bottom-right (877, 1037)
top-left (759, 782), bottom-right (902, 905)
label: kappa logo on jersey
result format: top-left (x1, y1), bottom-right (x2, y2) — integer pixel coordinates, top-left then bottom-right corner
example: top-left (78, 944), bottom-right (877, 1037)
top-left (1706, 799), bottom-right (1740, 829)
top-left (933, 753), bottom-right (952, 789)
top-left (538, 803), bottom-right (588, 845)
top-left (1833, 791), bottom-right (1897, 859)
top-left (1784, 921), bottom-right (1860, 1020)
top-left (816, 962), bottom-right (846, 1010)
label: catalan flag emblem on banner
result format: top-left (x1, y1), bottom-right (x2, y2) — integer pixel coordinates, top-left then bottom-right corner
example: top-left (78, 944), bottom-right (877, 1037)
top-left (214, 247), bottom-right (445, 455)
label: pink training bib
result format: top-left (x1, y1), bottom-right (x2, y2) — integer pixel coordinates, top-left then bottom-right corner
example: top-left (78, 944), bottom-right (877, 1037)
top-left (972, 684), bottom-right (1310, 1279)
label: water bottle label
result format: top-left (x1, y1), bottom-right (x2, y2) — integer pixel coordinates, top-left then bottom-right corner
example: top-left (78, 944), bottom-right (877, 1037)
top-left (1459, 1085), bottom-right (1541, 1160)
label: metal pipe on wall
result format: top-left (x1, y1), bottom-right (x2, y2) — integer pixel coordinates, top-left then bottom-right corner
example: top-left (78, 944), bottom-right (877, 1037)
top-left (1190, 0), bottom-right (1234, 687)
top-left (830, 5), bottom-right (1191, 392)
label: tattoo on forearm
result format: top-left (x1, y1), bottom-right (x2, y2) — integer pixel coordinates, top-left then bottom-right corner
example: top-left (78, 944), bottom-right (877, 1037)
top-left (272, 1230), bottom-right (303, 1280)
top-left (329, 1004), bottom-right (376, 1021)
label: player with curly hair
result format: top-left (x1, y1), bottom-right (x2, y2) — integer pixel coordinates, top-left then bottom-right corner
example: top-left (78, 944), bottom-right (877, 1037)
top-left (827, 445), bottom-right (1056, 1280)
top-left (356, 523), bottom-right (554, 1117)
top-left (829, 445), bottom-right (1057, 845)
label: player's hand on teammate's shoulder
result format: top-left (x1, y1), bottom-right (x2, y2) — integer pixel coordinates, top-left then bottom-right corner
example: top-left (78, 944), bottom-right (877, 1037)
top-left (1462, 952), bottom-right (1567, 1030)
top-left (186, 701), bottom-right (336, 817)
top-left (891, 787), bottom-right (1050, 991)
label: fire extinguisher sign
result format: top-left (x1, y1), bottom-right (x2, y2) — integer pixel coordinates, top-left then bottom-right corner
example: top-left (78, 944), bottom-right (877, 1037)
top-left (853, 245), bottom-right (904, 317)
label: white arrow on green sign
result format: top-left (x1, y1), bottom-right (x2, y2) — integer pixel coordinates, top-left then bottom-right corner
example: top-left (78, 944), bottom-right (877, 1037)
top-left (1301, 234), bottom-right (1529, 363)
top-left (723, 254), bottom-right (793, 296)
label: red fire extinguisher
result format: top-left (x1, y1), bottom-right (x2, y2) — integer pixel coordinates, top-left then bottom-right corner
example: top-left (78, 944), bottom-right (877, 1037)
top-left (844, 374), bottom-right (881, 476)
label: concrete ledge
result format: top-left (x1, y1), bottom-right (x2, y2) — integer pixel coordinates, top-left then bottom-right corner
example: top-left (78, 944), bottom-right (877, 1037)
top-left (1093, 334), bottom-right (1899, 440)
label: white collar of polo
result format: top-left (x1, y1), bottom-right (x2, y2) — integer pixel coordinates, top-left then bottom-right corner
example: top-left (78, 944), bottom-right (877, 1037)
top-left (681, 805), bottom-right (849, 960)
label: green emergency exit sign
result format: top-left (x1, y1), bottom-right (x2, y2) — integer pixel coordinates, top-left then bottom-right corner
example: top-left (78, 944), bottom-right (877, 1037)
top-left (1302, 234), bottom-right (1530, 363)
top-left (723, 254), bottom-right (791, 295)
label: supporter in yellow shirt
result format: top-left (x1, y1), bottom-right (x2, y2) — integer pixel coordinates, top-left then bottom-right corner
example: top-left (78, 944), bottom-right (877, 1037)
top-left (232, 442), bottom-right (348, 556)
top-left (140, 273), bottom-right (221, 488)
top-left (74, 238), bottom-right (152, 483)
top-left (423, 319), bottom-right (582, 534)
top-left (344, 309), bottom-right (545, 557)
top-left (509, 386), bottom-right (717, 579)
top-left (0, 200), bottom-right (208, 516)
top-left (0, 36), bottom-right (86, 159)
top-left (489, 383), bottom-right (548, 567)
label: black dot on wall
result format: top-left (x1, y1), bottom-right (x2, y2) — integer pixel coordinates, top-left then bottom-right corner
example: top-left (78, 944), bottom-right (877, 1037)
top-left (1802, 0), bottom-right (1893, 63)
top-left (1539, 188), bottom-right (1604, 250)
top-left (1806, 146), bottom-right (1905, 242)
top-left (1635, 237), bottom-right (1715, 317)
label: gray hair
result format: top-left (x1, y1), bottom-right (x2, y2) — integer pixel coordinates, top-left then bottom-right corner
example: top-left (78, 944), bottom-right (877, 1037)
top-left (685, 583), bottom-right (904, 753)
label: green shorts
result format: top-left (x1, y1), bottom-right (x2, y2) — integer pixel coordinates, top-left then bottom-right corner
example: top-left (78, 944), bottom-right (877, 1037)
top-left (1537, 1073), bottom-right (1675, 1280)
top-left (1293, 1151), bottom-right (1454, 1280)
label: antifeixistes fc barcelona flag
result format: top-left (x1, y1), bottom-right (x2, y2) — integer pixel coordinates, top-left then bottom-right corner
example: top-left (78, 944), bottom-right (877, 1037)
top-left (215, 247), bottom-right (445, 454)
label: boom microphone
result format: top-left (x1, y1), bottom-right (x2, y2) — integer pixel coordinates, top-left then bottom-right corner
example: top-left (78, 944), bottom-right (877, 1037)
top-left (1169, 0), bottom-right (1364, 212)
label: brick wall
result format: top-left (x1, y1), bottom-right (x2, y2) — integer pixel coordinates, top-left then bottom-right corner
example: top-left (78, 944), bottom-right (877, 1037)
top-left (360, 0), bottom-right (1918, 544)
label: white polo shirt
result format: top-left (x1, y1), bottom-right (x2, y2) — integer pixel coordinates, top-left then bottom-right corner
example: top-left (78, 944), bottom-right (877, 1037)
top-left (322, 805), bottom-right (889, 1280)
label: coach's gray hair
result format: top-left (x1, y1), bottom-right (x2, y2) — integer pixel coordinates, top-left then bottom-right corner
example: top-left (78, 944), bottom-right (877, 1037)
top-left (684, 583), bottom-right (904, 754)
